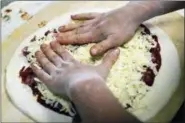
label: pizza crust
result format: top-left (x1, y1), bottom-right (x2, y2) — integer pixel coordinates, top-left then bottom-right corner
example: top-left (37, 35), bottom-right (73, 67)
top-left (6, 8), bottom-right (181, 122)
top-left (130, 24), bottom-right (181, 121)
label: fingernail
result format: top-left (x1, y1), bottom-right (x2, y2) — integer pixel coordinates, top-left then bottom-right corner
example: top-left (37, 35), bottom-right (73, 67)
top-left (59, 26), bottom-right (65, 30)
top-left (54, 34), bottom-right (61, 41)
top-left (91, 48), bottom-right (97, 55)
top-left (113, 48), bottom-right (120, 55)
top-left (53, 33), bottom-right (59, 37)
top-left (50, 41), bottom-right (55, 45)
top-left (35, 51), bottom-right (40, 55)
top-left (41, 43), bottom-right (47, 48)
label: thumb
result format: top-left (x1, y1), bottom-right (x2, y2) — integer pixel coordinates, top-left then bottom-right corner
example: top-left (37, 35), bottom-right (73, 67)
top-left (97, 48), bottom-right (120, 78)
top-left (90, 36), bottom-right (121, 56)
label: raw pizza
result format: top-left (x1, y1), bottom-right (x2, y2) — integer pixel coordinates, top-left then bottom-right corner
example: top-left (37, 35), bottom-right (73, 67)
top-left (19, 23), bottom-right (162, 121)
top-left (6, 9), bottom-right (180, 123)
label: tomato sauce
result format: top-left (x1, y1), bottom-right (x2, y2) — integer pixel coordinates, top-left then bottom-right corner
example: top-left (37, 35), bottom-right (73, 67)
top-left (22, 46), bottom-right (30, 57)
top-left (140, 24), bottom-right (161, 86)
top-left (19, 66), bottom-right (75, 117)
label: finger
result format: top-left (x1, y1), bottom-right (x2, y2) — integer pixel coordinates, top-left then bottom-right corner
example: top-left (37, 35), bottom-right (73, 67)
top-left (90, 36), bottom-right (119, 56)
top-left (74, 25), bottom-right (92, 34)
top-left (55, 31), bottom-right (94, 45)
top-left (31, 63), bottom-right (51, 83)
top-left (71, 13), bottom-right (100, 20)
top-left (82, 19), bottom-right (97, 26)
top-left (99, 48), bottom-right (120, 71)
top-left (35, 51), bottom-right (56, 74)
top-left (59, 19), bottom-right (96, 32)
top-left (50, 41), bottom-right (74, 61)
top-left (60, 25), bottom-right (92, 36)
top-left (59, 23), bottom-right (81, 32)
top-left (40, 43), bottom-right (62, 67)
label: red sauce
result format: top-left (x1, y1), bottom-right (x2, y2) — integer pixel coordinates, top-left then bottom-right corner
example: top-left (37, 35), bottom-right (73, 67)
top-left (19, 66), bottom-right (34, 85)
top-left (151, 35), bottom-right (161, 71)
top-left (19, 66), bottom-right (75, 117)
top-left (140, 24), bottom-right (162, 86)
top-left (37, 94), bottom-right (75, 116)
top-left (142, 68), bottom-right (155, 86)
top-left (22, 46), bottom-right (30, 56)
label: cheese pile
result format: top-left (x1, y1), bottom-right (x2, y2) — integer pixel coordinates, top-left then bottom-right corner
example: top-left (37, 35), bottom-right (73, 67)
top-left (34, 78), bottom-right (76, 116)
top-left (24, 26), bottom-right (158, 113)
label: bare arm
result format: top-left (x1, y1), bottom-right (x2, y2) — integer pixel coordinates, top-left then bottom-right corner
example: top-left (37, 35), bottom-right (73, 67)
top-left (125, 1), bottom-right (185, 23)
top-left (69, 78), bottom-right (140, 123)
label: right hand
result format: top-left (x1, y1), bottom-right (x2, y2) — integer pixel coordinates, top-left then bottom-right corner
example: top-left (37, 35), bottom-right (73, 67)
top-left (31, 41), bottom-right (120, 98)
top-left (55, 7), bottom-right (141, 56)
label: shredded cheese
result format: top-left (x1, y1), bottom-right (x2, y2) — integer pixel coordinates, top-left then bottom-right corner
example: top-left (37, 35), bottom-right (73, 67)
top-left (36, 80), bottom-right (76, 116)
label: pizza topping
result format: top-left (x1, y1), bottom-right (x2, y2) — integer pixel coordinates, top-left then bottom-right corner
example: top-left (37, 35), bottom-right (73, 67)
top-left (151, 35), bottom-right (161, 71)
top-left (44, 30), bottom-right (51, 36)
top-left (53, 28), bottom-right (58, 33)
top-left (37, 94), bottom-right (74, 116)
top-left (22, 46), bottom-right (30, 56)
top-left (142, 68), bottom-right (155, 86)
top-left (38, 21), bottom-right (48, 28)
top-left (140, 24), bottom-right (150, 35)
top-left (19, 66), bottom-right (26, 75)
top-left (5, 9), bottom-right (12, 13)
top-left (3, 15), bottom-right (10, 22)
top-left (19, 66), bottom-right (76, 117)
top-left (139, 25), bottom-right (161, 86)
top-left (19, 66), bottom-right (35, 85)
top-left (21, 12), bottom-right (32, 20)
top-left (30, 35), bottom-right (37, 42)
top-left (125, 103), bottom-right (132, 109)
top-left (19, 9), bottom-right (23, 13)
top-left (19, 24), bottom-right (161, 115)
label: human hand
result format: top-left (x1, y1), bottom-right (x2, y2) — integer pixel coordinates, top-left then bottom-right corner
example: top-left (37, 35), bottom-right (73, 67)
top-left (31, 41), bottom-right (120, 98)
top-left (55, 7), bottom-right (141, 56)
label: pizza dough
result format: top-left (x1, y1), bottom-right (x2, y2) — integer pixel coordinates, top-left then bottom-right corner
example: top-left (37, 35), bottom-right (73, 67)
top-left (6, 9), bottom-right (181, 122)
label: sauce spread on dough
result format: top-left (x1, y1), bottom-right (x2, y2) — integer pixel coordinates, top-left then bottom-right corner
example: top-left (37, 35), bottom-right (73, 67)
top-left (140, 24), bottom-right (161, 86)
top-left (22, 46), bottom-right (30, 57)
top-left (19, 66), bottom-right (74, 117)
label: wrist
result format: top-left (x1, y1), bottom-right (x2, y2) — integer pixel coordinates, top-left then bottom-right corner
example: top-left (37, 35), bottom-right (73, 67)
top-left (124, 1), bottom-right (163, 24)
top-left (67, 76), bottom-right (105, 100)
top-left (112, 4), bottom-right (145, 26)
top-left (64, 72), bottom-right (104, 99)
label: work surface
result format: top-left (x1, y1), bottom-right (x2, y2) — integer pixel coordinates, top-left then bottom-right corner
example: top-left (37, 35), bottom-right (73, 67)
top-left (1, 1), bottom-right (184, 122)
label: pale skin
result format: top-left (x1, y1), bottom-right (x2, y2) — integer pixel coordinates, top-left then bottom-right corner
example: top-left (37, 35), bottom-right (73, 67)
top-left (31, 1), bottom-right (184, 123)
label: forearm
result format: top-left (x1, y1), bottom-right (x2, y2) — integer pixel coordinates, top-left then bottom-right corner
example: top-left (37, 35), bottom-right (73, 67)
top-left (121, 1), bottom-right (185, 24)
top-left (68, 78), bottom-right (140, 123)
